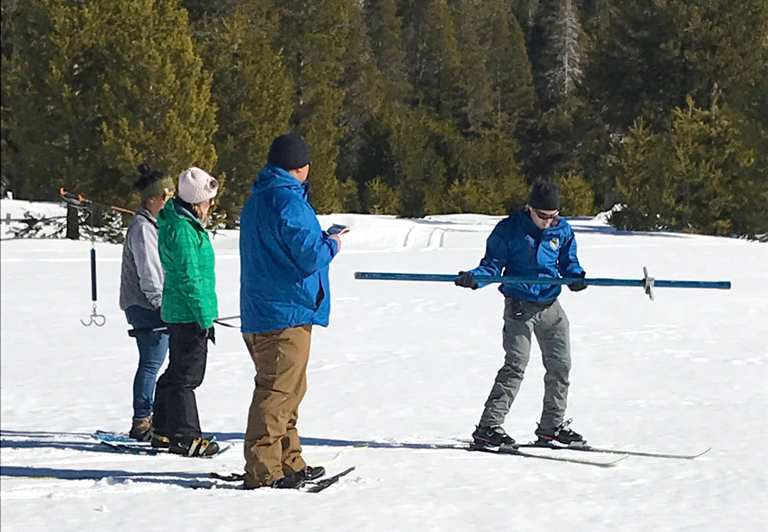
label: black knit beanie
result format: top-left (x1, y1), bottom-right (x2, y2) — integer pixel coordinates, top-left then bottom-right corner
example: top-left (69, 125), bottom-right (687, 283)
top-left (528, 181), bottom-right (560, 210)
top-left (267, 133), bottom-right (311, 171)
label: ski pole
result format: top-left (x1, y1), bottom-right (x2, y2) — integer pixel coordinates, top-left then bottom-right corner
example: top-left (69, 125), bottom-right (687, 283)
top-left (127, 316), bottom-right (241, 337)
top-left (214, 315), bottom-right (240, 328)
top-left (60, 188), bottom-right (134, 215)
top-left (354, 268), bottom-right (731, 300)
top-left (128, 326), bottom-right (167, 337)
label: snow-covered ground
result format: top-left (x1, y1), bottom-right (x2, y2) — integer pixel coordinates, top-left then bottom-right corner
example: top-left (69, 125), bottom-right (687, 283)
top-left (1, 198), bottom-right (767, 532)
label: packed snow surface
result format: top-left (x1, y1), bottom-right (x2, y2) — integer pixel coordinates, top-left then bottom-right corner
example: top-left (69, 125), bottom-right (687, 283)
top-left (1, 199), bottom-right (766, 531)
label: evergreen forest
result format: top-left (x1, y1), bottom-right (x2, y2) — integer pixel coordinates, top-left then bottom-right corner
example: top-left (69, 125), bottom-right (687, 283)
top-left (2, 0), bottom-right (767, 237)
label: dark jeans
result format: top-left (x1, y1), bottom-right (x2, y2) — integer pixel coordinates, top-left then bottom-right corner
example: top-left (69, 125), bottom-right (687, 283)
top-left (124, 305), bottom-right (169, 420)
top-left (153, 322), bottom-right (208, 440)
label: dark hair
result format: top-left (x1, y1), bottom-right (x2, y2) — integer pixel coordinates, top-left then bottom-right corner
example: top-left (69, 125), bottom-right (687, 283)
top-left (134, 163), bottom-right (165, 191)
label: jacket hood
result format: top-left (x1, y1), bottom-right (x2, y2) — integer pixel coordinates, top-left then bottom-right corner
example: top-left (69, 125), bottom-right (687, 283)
top-left (252, 164), bottom-right (310, 198)
top-left (157, 198), bottom-right (203, 231)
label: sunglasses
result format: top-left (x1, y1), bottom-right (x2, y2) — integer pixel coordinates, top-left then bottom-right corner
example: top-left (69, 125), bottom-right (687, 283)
top-left (532, 208), bottom-right (559, 220)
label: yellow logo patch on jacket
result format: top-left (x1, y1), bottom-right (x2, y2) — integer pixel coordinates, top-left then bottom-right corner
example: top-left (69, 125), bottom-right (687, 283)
top-left (550, 238), bottom-right (559, 250)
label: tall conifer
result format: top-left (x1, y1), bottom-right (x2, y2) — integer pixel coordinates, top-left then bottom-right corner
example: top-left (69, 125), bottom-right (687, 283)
top-left (529, 0), bottom-right (586, 111)
top-left (336, 0), bottom-right (385, 210)
top-left (364, 0), bottom-right (411, 103)
top-left (481, 0), bottom-right (536, 136)
top-left (273, 0), bottom-right (352, 213)
top-left (3, 0), bottom-right (217, 205)
top-left (448, 0), bottom-right (495, 134)
top-left (399, 0), bottom-right (466, 128)
top-left (199, 3), bottom-right (293, 226)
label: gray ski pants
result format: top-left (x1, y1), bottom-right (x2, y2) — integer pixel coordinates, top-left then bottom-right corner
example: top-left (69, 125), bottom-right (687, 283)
top-left (478, 297), bottom-right (571, 430)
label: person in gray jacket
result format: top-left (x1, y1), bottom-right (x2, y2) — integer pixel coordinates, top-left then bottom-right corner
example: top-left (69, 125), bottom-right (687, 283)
top-left (119, 164), bottom-right (175, 441)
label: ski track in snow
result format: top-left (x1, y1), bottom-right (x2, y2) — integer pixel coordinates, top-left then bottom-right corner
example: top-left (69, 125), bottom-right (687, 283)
top-left (1, 200), bottom-right (767, 532)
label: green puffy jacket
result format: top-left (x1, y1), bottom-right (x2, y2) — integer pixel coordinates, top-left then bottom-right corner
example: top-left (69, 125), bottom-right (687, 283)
top-left (157, 199), bottom-right (218, 329)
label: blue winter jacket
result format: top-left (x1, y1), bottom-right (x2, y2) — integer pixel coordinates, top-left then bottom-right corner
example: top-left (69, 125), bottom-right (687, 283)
top-left (239, 164), bottom-right (339, 334)
top-left (469, 209), bottom-right (584, 302)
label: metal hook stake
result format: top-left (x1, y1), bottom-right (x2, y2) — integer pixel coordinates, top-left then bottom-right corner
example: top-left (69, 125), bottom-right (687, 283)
top-left (81, 302), bottom-right (106, 327)
top-left (80, 207), bottom-right (106, 326)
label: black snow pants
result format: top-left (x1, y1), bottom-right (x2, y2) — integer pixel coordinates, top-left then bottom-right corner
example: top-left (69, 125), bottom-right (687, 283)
top-left (153, 322), bottom-right (208, 439)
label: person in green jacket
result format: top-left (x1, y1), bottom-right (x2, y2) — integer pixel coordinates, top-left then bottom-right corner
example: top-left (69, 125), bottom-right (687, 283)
top-left (154, 167), bottom-right (220, 457)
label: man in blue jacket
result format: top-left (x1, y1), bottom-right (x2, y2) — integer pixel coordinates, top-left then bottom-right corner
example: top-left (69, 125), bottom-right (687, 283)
top-left (455, 181), bottom-right (588, 449)
top-left (239, 134), bottom-right (342, 489)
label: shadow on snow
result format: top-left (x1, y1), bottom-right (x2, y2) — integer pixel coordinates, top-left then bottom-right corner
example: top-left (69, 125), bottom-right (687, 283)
top-left (1, 429), bottom-right (464, 454)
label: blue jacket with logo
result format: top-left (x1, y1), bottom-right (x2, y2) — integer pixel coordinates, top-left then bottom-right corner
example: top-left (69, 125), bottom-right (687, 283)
top-left (469, 209), bottom-right (584, 302)
top-left (239, 164), bottom-right (339, 334)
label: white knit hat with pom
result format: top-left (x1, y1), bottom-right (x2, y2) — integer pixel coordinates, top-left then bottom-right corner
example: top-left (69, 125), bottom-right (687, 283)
top-left (178, 167), bottom-right (218, 204)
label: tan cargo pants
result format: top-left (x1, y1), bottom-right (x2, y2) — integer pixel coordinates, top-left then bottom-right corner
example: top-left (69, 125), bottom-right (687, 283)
top-left (242, 325), bottom-right (311, 488)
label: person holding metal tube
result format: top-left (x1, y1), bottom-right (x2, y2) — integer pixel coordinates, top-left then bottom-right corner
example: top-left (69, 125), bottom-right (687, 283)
top-left (455, 180), bottom-right (588, 449)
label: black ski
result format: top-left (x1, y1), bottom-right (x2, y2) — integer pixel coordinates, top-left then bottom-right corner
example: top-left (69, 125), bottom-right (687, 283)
top-left (304, 466), bottom-right (356, 493)
top-left (210, 471), bottom-right (245, 482)
top-left (517, 442), bottom-right (711, 460)
top-left (101, 440), bottom-right (234, 457)
top-left (469, 443), bottom-right (628, 467)
top-left (207, 467), bottom-right (356, 492)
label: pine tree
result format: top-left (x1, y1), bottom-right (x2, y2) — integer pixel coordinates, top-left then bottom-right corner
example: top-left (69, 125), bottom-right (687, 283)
top-left (586, 0), bottom-right (768, 132)
top-left (529, 0), bottom-right (586, 112)
top-left (448, 131), bottom-right (528, 214)
top-left (665, 0), bottom-right (768, 132)
top-left (2, 0), bottom-right (54, 198)
top-left (3, 0), bottom-right (217, 206)
top-left (364, 0), bottom-right (411, 103)
top-left (555, 170), bottom-right (594, 215)
top-left (380, 106), bottom-right (454, 217)
top-left (519, 0), bottom-right (589, 182)
top-left (273, 0), bottom-right (352, 214)
top-left (335, 0), bottom-right (385, 211)
top-left (480, 0), bottom-right (536, 136)
top-left (363, 176), bottom-right (400, 215)
top-left (613, 93), bottom-right (762, 236)
top-left (448, 0), bottom-right (495, 134)
top-left (399, 0), bottom-right (467, 128)
top-left (199, 3), bottom-right (293, 226)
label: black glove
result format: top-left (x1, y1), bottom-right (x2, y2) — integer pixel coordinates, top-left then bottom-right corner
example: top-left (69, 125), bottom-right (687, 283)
top-left (455, 271), bottom-right (478, 290)
top-left (205, 326), bottom-right (216, 345)
top-left (568, 271), bottom-right (587, 292)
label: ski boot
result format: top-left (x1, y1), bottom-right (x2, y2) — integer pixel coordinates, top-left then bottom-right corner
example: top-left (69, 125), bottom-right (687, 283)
top-left (471, 425), bottom-right (516, 449)
top-left (534, 418), bottom-right (586, 447)
top-left (303, 465), bottom-right (325, 481)
top-left (151, 433), bottom-right (170, 449)
top-left (169, 434), bottom-right (220, 457)
top-left (270, 466), bottom-right (326, 489)
top-left (128, 414), bottom-right (154, 442)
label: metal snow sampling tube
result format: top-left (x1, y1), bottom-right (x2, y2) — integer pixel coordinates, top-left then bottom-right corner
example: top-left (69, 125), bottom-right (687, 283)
top-left (354, 268), bottom-right (731, 301)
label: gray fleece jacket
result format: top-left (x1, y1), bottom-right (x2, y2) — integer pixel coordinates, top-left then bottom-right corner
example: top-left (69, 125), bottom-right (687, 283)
top-left (119, 208), bottom-right (164, 311)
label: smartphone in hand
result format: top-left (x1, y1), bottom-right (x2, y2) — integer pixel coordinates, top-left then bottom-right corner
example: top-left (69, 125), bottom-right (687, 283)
top-left (327, 224), bottom-right (350, 235)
